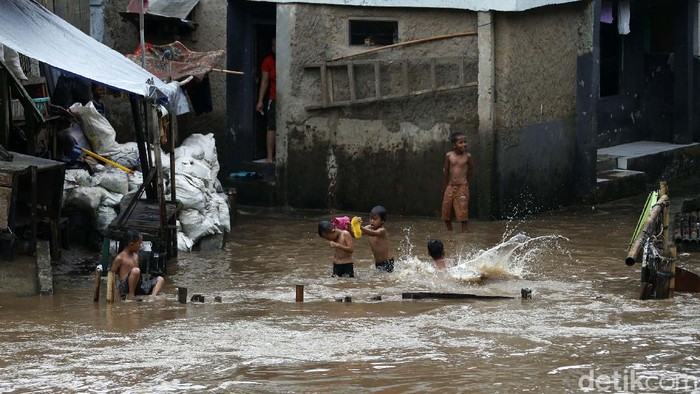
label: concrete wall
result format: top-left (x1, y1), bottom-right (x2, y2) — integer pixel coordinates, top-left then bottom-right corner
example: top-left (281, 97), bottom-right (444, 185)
top-left (277, 4), bottom-right (479, 216)
top-left (100, 0), bottom-right (228, 159)
top-left (493, 1), bottom-right (592, 216)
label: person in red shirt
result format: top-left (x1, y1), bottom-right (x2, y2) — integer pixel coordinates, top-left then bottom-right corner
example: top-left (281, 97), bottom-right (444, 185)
top-left (256, 38), bottom-right (277, 163)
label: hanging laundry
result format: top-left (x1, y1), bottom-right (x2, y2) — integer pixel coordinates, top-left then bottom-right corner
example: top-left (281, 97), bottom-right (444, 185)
top-left (618, 0), bottom-right (631, 35)
top-left (601, 1), bottom-right (613, 24)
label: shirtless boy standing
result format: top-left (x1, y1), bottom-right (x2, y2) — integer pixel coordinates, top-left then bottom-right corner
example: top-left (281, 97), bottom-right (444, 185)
top-left (110, 228), bottom-right (164, 298)
top-left (318, 220), bottom-right (355, 277)
top-left (360, 206), bottom-right (394, 273)
top-left (442, 132), bottom-right (475, 232)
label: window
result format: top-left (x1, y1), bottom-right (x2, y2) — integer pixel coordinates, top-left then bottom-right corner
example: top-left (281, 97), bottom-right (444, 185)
top-left (348, 20), bottom-right (398, 46)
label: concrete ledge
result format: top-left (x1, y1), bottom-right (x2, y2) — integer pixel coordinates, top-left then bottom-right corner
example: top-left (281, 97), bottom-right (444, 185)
top-left (592, 169), bottom-right (647, 204)
top-left (599, 141), bottom-right (700, 180)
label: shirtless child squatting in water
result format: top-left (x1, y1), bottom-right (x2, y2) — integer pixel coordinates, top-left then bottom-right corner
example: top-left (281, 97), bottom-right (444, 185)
top-left (318, 220), bottom-right (355, 277)
top-left (110, 228), bottom-right (164, 299)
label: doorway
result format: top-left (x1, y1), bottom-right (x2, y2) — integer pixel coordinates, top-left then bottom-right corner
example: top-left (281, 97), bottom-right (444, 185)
top-left (253, 25), bottom-right (276, 162)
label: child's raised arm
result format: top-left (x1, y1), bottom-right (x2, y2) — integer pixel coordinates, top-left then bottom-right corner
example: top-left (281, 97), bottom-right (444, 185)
top-left (361, 225), bottom-right (386, 238)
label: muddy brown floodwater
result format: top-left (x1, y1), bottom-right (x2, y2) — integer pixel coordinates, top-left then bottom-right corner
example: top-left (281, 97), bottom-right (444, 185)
top-left (1, 179), bottom-right (700, 393)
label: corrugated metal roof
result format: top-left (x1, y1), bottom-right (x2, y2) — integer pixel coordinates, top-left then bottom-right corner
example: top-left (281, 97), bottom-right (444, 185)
top-left (245, 0), bottom-right (584, 12)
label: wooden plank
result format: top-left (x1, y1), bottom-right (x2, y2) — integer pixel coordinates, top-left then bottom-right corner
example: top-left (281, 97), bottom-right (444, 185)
top-left (347, 63), bottom-right (356, 102)
top-left (374, 61), bottom-right (381, 99)
top-left (402, 292), bottom-right (514, 300)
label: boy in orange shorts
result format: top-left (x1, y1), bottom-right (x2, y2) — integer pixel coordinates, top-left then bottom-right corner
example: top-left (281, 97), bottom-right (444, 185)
top-left (442, 132), bottom-right (475, 232)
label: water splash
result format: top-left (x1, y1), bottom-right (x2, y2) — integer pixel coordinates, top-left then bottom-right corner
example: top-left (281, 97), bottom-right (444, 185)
top-left (396, 232), bottom-right (569, 284)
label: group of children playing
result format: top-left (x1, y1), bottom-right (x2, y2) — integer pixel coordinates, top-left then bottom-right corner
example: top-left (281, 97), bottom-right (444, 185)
top-left (112, 132), bottom-right (474, 294)
top-left (318, 131), bottom-right (473, 277)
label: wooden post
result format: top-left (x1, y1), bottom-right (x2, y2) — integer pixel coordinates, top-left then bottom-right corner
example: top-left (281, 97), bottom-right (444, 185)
top-left (320, 63), bottom-right (329, 107)
top-left (347, 63), bottom-right (356, 102)
top-left (660, 181), bottom-right (670, 252)
top-left (93, 266), bottom-right (102, 302)
top-left (374, 61), bottom-right (381, 99)
top-left (626, 194), bottom-right (669, 265)
top-left (178, 287), bottom-right (187, 304)
top-left (295, 285), bottom-right (304, 302)
top-left (30, 166), bottom-right (37, 254)
top-left (669, 245), bottom-right (677, 298)
top-left (106, 270), bottom-right (115, 303)
top-left (401, 59), bottom-right (410, 96)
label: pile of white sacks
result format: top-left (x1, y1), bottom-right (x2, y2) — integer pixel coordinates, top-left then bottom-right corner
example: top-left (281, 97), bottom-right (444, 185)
top-left (62, 101), bottom-right (230, 252)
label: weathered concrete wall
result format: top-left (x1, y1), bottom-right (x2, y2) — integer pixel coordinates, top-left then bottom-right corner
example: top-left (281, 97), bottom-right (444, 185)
top-left (494, 1), bottom-right (591, 216)
top-left (277, 4), bottom-right (479, 216)
top-left (100, 0), bottom-right (228, 161)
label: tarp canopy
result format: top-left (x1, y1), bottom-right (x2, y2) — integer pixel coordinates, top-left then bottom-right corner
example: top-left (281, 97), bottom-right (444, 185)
top-left (0, 0), bottom-right (167, 101)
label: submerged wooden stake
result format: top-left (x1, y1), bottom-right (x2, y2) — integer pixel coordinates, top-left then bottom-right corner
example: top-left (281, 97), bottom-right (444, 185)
top-left (93, 266), bottom-right (102, 302)
top-left (295, 285), bottom-right (304, 302)
top-left (106, 271), bottom-right (115, 303)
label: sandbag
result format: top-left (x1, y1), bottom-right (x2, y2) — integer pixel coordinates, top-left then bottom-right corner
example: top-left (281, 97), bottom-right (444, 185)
top-left (177, 231), bottom-right (194, 252)
top-left (210, 192), bottom-right (231, 233)
top-left (179, 208), bottom-right (220, 243)
top-left (105, 142), bottom-right (140, 170)
top-left (96, 205), bottom-right (117, 234)
top-left (2, 45), bottom-right (28, 81)
top-left (64, 169), bottom-right (93, 189)
top-left (93, 168), bottom-right (129, 195)
top-left (69, 102), bottom-right (119, 155)
top-left (64, 186), bottom-right (104, 214)
top-left (174, 173), bottom-right (208, 212)
top-left (100, 190), bottom-right (123, 208)
top-left (174, 156), bottom-right (211, 181)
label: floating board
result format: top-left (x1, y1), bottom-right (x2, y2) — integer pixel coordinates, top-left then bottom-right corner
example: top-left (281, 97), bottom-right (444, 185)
top-left (402, 292), bottom-right (514, 300)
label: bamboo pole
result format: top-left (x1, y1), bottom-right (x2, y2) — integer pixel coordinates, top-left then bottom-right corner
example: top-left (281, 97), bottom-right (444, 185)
top-left (82, 148), bottom-right (134, 174)
top-left (211, 68), bottom-right (244, 75)
top-left (330, 31), bottom-right (477, 62)
top-left (626, 194), bottom-right (669, 266)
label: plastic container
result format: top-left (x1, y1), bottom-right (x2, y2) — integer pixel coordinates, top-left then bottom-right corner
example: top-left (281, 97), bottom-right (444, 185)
top-left (32, 97), bottom-right (50, 117)
top-left (351, 216), bottom-right (363, 238)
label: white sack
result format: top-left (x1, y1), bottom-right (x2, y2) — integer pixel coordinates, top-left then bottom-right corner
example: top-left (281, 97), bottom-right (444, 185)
top-left (69, 102), bottom-right (119, 155)
top-left (179, 208), bottom-right (219, 243)
top-left (96, 205), bottom-right (117, 234)
top-left (174, 173), bottom-right (208, 212)
top-left (93, 169), bottom-right (129, 195)
top-left (64, 186), bottom-right (104, 213)
top-left (177, 231), bottom-right (194, 252)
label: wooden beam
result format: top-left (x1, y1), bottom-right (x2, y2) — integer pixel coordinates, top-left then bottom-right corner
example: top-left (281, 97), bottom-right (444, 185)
top-left (330, 31), bottom-right (477, 62)
top-left (402, 292), bottom-right (514, 300)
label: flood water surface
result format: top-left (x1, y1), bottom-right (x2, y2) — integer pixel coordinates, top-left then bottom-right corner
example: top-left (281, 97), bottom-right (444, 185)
top-left (1, 195), bottom-right (700, 392)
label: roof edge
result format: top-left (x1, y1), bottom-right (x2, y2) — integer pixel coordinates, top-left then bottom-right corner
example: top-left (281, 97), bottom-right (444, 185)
top-left (244, 0), bottom-right (585, 12)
